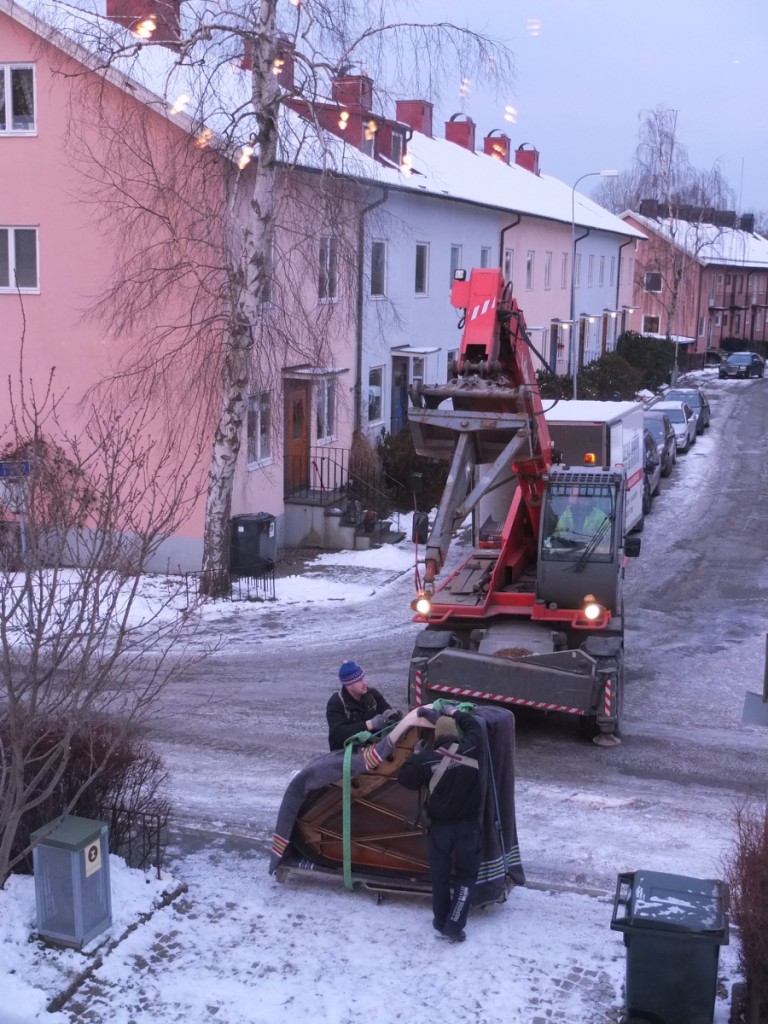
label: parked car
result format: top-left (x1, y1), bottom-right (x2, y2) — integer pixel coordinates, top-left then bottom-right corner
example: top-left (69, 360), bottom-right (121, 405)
top-left (642, 427), bottom-right (661, 514)
top-left (657, 387), bottom-right (711, 434)
top-left (644, 411), bottom-right (677, 477)
top-left (718, 352), bottom-right (765, 379)
top-left (650, 401), bottom-right (697, 452)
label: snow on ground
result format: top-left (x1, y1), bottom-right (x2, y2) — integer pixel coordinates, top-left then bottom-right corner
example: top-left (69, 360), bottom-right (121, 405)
top-left (0, 368), bottom-right (743, 1023)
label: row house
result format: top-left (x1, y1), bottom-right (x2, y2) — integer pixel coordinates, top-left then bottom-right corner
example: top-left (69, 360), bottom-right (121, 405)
top-left (286, 69), bottom-right (643, 442)
top-left (1, 0), bottom-right (642, 566)
top-left (622, 201), bottom-right (768, 356)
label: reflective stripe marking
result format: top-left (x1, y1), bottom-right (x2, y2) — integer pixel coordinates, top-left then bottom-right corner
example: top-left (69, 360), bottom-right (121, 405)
top-left (428, 683), bottom-right (585, 716)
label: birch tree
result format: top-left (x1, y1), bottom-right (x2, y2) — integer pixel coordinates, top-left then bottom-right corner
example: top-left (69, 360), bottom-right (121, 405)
top-left (51, 0), bottom-right (514, 596)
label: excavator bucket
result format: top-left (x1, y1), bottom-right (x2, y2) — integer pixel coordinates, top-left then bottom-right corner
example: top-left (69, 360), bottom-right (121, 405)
top-left (268, 707), bottom-right (525, 905)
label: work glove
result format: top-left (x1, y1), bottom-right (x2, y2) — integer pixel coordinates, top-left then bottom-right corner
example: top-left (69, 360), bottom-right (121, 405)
top-left (416, 706), bottom-right (440, 724)
top-left (382, 708), bottom-right (402, 725)
top-left (369, 713), bottom-right (388, 731)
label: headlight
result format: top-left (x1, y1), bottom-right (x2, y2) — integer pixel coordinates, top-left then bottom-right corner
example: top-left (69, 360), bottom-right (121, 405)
top-left (582, 594), bottom-right (604, 621)
top-left (410, 590), bottom-right (432, 616)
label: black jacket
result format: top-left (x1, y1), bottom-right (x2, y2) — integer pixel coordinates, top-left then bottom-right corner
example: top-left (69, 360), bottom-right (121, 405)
top-left (326, 686), bottom-right (392, 751)
top-left (397, 710), bottom-right (482, 823)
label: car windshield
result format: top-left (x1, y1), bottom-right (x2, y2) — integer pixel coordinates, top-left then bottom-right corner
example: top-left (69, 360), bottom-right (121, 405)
top-left (663, 408), bottom-right (685, 424)
top-left (666, 390), bottom-right (700, 407)
top-left (728, 355), bottom-right (750, 365)
top-left (645, 420), bottom-right (664, 441)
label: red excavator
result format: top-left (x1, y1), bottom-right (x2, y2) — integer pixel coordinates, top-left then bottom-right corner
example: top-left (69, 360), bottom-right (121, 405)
top-left (406, 267), bottom-right (640, 746)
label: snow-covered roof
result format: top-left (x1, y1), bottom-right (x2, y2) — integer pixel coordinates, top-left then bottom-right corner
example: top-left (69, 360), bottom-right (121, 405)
top-left (543, 399), bottom-right (643, 424)
top-left (4, 0), bottom-right (642, 237)
top-left (625, 211), bottom-right (768, 270)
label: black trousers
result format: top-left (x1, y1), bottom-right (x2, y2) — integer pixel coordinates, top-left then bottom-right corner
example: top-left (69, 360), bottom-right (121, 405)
top-left (428, 819), bottom-right (482, 936)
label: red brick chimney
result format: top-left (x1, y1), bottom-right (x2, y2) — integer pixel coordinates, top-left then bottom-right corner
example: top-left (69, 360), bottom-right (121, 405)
top-left (331, 73), bottom-right (373, 111)
top-left (395, 100), bottom-right (433, 138)
top-left (483, 130), bottom-right (511, 164)
top-left (445, 114), bottom-right (476, 152)
top-left (107, 0), bottom-right (180, 47)
top-left (514, 143), bottom-right (540, 175)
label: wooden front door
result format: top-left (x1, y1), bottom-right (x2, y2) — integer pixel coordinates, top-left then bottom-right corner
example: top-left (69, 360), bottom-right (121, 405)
top-left (285, 382), bottom-right (311, 493)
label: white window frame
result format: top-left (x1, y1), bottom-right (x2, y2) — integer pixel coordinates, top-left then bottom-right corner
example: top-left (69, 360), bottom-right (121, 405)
top-left (503, 248), bottom-right (514, 284)
top-left (525, 250), bottom-right (535, 290)
top-left (368, 366), bottom-right (384, 423)
top-left (587, 254), bottom-right (594, 287)
top-left (450, 244), bottom-right (462, 284)
top-left (644, 271), bottom-right (662, 293)
top-left (246, 391), bottom-right (272, 466)
top-left (0, 226), bottom-right (39, 292)
top-left (318, 235), bottom-right (338, 302)
top-left (415, 242), bottom-right (429, 295)
top-left (0, 64), bottom-right (36, 134)
top-left (609, 256), bottom-right (616, 286)
top-left (598, 255), bottom-right (605, 287)
top-left (560, 252), bottom-right (568, 289)
top-left (370, 240), bottom-right (386, 298)
top-left (574, 253), bottom-right (581, 288)
top-left (391, 132), bottom-right (403, 165)
top-left (316, 377), bottom-right (336, 443)
top-left (480, 246), bottom-right (492, 269)
top-left (643, 315), bottom-right (660, 333)
top-left (543, 251), bottom-right (552, 290)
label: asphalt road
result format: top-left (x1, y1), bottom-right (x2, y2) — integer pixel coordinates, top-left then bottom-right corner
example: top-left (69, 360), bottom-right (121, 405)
top-left (148, 374), bottom-right (768, 892)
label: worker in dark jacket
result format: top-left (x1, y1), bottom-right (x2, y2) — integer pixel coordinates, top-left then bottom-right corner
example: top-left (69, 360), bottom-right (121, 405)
top-left (326, 660), bottom-right (399, 751)
top-left (398, 703), bottom-right (483, 943)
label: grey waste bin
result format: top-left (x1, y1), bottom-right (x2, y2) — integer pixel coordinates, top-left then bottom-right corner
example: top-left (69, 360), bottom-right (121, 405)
top-left (412, 511), bottom-right (429, 544)
top-left (610, 870), bottom-right (729, 1024)
top-left (31, 815), bottom-right (112, 949)
top-left (230, 512), bottom-right (277, 573)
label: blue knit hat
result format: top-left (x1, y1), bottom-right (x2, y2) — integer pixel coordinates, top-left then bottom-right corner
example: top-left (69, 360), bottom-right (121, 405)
top-left (339, 660), bottom-right (365, 686)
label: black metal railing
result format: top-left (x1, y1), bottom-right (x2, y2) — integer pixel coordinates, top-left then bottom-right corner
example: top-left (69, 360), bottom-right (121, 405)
top-left (184, 562), bottom-right (276, 604)
top-left (283, 447), bottom-right (350, 504)
top-left (105, 805), bottom-right (169, 880)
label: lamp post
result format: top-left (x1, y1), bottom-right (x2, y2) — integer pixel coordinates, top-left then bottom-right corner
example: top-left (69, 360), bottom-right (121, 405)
top-left (570, 169), bottom-right (618, 398)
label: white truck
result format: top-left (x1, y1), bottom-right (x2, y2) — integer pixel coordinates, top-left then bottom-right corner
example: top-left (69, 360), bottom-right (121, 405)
top-left (544, 400), bottom-right (646, 532)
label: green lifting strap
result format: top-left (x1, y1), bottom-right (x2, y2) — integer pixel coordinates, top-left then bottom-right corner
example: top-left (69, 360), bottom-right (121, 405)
top-left (341, 730), bottom-right (371, 891)
top-left (433, 698), bottom-right (476, 716)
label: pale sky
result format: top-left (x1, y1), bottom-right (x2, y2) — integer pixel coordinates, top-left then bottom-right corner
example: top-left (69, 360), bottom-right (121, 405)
top-left (419, 0), bottom-right (767, 215)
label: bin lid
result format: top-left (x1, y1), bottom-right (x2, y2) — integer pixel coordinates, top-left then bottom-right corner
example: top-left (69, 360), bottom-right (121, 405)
top-left (622, 870), bottom-right (727, 935)
top-left (231, 512), bottom-right (275, 524)
top-left (31, 814), bottom-right (107, 851)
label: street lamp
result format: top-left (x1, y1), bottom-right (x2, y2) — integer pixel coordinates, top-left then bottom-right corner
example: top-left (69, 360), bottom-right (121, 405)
top-left (570, 169), bottom-right (618, 398)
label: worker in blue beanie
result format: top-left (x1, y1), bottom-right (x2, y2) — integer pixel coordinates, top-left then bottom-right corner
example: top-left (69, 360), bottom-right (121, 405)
top-left (326, 660), bottom-right (400, 751)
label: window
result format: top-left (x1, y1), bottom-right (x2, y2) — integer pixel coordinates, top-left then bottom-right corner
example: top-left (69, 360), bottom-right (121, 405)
top-left (642, 315), bottom-right (660, 333)
top-left (503, 248), bottom-right (514, 284)
top-left (587, 255), bottom-right (594, 287)
top-left (609, 256), bottom-right (615, 286)
top-left (246, 392), bottom-right (271, 465)
top-left (574, 253), bottom-right (581, 288)
top-left (412, 357), bottom-right (425, 388)
top-left (0, 227), bottom-right (38, 291)
top-left (391, 132), bottom-right (403, 165)
top-left (714, 313), bottom-right (722, 327)
top-left (447, 350), bottom-right (458, 377)
top-left (318, 235), bottom-right (338, 300)
top-left (0, 65), bottom-right (35, 132)
top-left (525, 250), bottom-right (535, 290)
top-left (543, 251), bottom-right (552, 290)
top-left (644, 271), bottom-right (662, 293)
top-left (560, 252), bottom-right (568, 289)
top-left (450, 244), bottom-right (462, 284)
top-left (370, 240), bottom-right (386, 297)
top-left (598, 256), bottom-right (605, 287)
top-left (316, 378), bottom-right (336, 441)
top-left (698, 317), bottom-right (705, 337)
top-left (415, 243), bottom-right (428, 294)
top-left (368, 366), bottom-right (383, 422)
top-left (733, 313), bottom-right (740, 332)
top-left (480, 246), bottom-right (492, 269)
top-left (736, 275), bottom-right (743, 294)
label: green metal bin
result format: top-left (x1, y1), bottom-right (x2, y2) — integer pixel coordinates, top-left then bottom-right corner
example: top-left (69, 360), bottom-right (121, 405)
top-left (610, 870), bottom-right (729, 1024)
